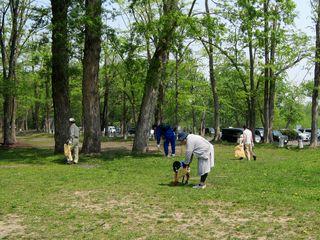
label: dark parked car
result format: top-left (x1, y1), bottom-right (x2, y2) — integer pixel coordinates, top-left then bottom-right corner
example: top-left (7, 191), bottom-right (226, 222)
top-left (128, 127), bottom-right (135, 135)
top-left (221, 128), bottom-right (243, 142)
top-left (272, 130), bottom-right (288, 144)
top-left (221, 128), bottom-right (261, 143)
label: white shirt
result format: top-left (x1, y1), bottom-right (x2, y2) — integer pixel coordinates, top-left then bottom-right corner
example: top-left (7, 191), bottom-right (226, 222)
top-left (243, 129), bottom-right (253, 145)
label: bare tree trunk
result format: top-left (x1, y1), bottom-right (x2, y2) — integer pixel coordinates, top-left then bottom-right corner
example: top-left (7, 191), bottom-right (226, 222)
top-left (121, 82), bottom-right (127, 137)
top-left (33, 77), bottom-right (40, 131)
top-left (268, 14), bottom-right (277, 143)
top-left (45, 71), bottom-right (51, 133)
top-left (81, 0), bottom-right (102, 154)
top-left (155, 50), bottom-right (168, 125)
top-left (192, 106), bottom-right (196, 134)
top-left (263, 0), bottom-right (270, 143)
top-left (174, 52), bottom-right (179, 127)
top-left (248, 32), bottom-right (256, 132)
top-left (51, 0), bottom-right (71, 153)
top-left (132, 0), bottom-right (178, 153)
top-left (200, 111), bottom-right (206, 136)
top-left (101, 53), bottom-right (110, 135)
top-left (204, 0), bottom-right (220, 141)
top-left (310, 0), bottom-right (320, 147)
top-left (0, 2), bottom-right (18, 145)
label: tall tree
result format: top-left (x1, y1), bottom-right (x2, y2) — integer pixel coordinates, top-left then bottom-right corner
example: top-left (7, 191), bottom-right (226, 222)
top-left (310, 0), bottom-right (320, 147)
top-left (51, 0), bottom-right (71, 153)
top-left (202, 0), bottom-right (220, 141)
top-left (81, 0), bottom-right (102, 153)
top-left (132, 0), bottom-right (179, 153)
top-left (0, 0), bottom-right (42, 144)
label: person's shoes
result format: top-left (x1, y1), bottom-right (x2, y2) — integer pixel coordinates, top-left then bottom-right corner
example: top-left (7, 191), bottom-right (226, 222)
top-left (253, 156), bottom-right (257, 161)
top-left (193, 184), bottom-right (206, 189)
top-left (171, 154), bottom-right (175, 157)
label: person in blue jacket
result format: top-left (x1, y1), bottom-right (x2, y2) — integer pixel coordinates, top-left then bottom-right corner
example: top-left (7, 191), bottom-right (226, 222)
top-left (154, 124), bottom-right (176, 157)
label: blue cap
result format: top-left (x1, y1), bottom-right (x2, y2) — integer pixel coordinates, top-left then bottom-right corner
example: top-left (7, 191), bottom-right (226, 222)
top-left (178, 132), bottom-right (188, 141)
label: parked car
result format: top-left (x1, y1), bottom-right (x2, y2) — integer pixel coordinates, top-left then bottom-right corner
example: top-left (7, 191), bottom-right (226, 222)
top-left (294, 129), bottom-right (310, 141)
top-left (108, 126), bottom-right (116, 133)
top-left (304, 128), bottom-right (320, 140)
top-left (128, 127), bottom-right (135, 135)
top-left (255, 128), bottom-right (264, 141)
top-left (221, 128), bottom-right (261, 143)
top-left (272, 130), bottom-right (288, 144)
top-left (205, 127), bottom-right (215, 136)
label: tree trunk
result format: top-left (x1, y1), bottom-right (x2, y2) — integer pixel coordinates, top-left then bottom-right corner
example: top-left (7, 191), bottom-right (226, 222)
top-left (155, 50), bottom-right (168, 125)
top-left (200, 111), bottom-right (206, 136)
top-left (310, 0), bottom-right (320, 147)
top-left (0, 2), bottom-right (19, 145)
top-left (101, 53), bottom-right (110, 135)
top-left (33, 77), bottom-right (40, 131)
top-left (132, 0), bottom-right (178, 153)
top-left (205, 0), bottom-right (220, 141)
top-left (81, 0), bottom-right (102, 154)
top-left (45, 71), bottom-right (51, 133)
top-left (263, 0), bottom-right (270, 143)
top-left (121, 82), bottom-right (127, 137)
top-left (268, 14), bottom-right (277, 143)
top-left (51, 0), bottom-right (71, 153)
top-left (174, 52), bottom-right (179, 127)
top-left (248, 33), bottom-right (256, 132)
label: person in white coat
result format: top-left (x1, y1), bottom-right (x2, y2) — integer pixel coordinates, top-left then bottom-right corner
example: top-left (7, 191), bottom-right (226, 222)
top-left (178, 132), bottom-right (214, 189)
top-left (242, 125), bottom-right (256, 161)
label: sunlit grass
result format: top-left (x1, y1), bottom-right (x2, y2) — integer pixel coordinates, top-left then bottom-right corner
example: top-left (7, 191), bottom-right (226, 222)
top-left (0, 140), bottom-right (319, 239)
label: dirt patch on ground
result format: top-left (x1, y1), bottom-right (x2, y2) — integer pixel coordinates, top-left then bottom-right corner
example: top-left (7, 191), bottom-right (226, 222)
top-left (59, 190), bottom-right (298, 239)
top-left (0, 214), bottom-right (25, 239)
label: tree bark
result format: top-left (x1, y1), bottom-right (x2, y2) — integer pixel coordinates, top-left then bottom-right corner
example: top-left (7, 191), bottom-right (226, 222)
top-left (155, 50), bottom-right (168, 125)
top-left (132, 0), bottom-right (178, 153)
top-left (81, 0), bottom-right (102, 154)
top-left (45, 67), bottom-right (51, 133)
top-left (101, 53), bottom-right (110, 135)
top-left (0, 2), bottom-right (19, 145)
top-left (263, 0), bottom-right (270, 143)
top-left (248, 30), bottom-right (256, 132)
top-left (310, 0), bottom-right (320, 147)
top-left (51, 0), bottom-right (71, 153)
top-left (204, 0), bottom-right (220, 141)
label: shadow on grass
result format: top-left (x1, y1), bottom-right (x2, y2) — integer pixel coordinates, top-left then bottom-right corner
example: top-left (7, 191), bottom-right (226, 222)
top-left (0, 146), bottom-right (163, 166)
top-left (158, 182), bottom-right (193, 188)
top-left (0, 147), bottom-right (55, 165)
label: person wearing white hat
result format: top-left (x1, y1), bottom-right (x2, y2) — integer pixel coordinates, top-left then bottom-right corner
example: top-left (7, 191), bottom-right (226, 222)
top-left (178, 132), bottom-right (214, 189)
top-left (68, 118), bottom-right (80, 164)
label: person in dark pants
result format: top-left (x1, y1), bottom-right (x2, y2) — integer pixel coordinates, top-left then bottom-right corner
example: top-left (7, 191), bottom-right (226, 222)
top-left (154, 124), bottom-right (176, 157)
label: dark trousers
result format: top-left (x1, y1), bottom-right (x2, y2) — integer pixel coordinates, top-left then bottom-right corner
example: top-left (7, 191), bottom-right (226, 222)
top-left (164, 135), bottom-right (176, 156)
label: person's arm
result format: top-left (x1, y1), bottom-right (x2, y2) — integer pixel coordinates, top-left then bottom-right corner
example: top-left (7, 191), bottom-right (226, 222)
top-left (251, 131), bottom-right (254, 146)
top-left (184, 141), bottom-right (194, 165)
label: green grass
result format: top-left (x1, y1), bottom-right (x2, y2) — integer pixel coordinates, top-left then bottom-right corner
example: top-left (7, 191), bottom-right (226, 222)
top-left (0, 140), bottom-right (319, 239)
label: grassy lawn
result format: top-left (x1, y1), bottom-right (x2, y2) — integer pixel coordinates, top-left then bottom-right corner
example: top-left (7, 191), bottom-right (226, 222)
top-left (0, 137), bottom-right (319, 239)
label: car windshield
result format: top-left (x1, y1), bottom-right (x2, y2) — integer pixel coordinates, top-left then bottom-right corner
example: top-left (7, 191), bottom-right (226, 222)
top-left (273, 130), bottom-right (282, 136)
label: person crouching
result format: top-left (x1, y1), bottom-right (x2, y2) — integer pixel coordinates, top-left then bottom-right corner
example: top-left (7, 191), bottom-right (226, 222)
top-left (178, 132), bottom-right (214, 189)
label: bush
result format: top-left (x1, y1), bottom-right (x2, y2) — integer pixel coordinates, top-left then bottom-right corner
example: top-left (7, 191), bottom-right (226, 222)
top-left (280, 129), bottom-right (298, 141)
